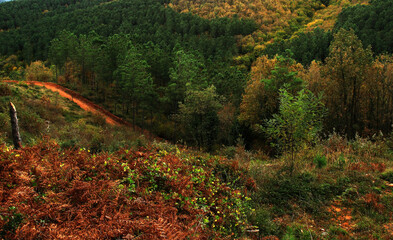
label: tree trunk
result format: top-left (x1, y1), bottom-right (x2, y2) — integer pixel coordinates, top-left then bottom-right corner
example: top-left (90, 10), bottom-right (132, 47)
top-left (350, 77), bottom-right (358, 138)
top-left (9, 102), bottom-right (22, 150)
top-left (150, 110), bottom-right (153, 129)
top-left (132, 102), bottom-right (136, 131)
top-left (55, 67), bottom-right (58, 82)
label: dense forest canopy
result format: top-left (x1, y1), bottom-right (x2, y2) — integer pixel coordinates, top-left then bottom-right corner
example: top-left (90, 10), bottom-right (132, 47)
top-left (1, 0), bottom-right (393, 150)
top-left (168, 0), bottom-right (368, 45)
top-left (335, 0), bottom-right (393, 55)
top-left (0, 0), bottom-right (256, 60)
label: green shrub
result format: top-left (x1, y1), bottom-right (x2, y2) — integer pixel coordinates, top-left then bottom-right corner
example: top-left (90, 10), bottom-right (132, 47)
top-left (60, 139), bottom-right (77, 149)
top-left (350, 134), bottom-right (388, 158)
top-left (328, 225), bottom-right (348, 237)
top-left (354, 216), bottom-right (374, 233)
top-left (212, 160), bottom-right (249, 189)
top-left (313, 154), bottom-right (327, 169)
top-left (152, 140), bottom-right (178, 153)
top-left (220, 145), bottom-right (237, 159)
top-left (10, 86), bottom-right (21, 96)
top-left (0, 206), bottom-right (24, 236)
top-left (340, 187), bottom-right (359, 201)
top-left (90, 133), bottom-right (105, 153)
top-left (25, 61), bottom-right (54, 82)
top-left (247, 207), bottom-right (280, 237)
top-left (263, 88), bottom-right (326, 175)
top-left (132, 135), bottom-right (148, 148)
top-left (335, 153), bottom-right (346, 169)
top-left (283, 224), bottom-right (316, 240)
top-left (23, 99), bottom-right (64, 125)
top-left (381, 169), bottom-right (393, 183)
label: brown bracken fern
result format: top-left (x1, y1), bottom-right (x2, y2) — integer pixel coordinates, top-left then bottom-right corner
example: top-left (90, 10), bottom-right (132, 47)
top-left (0, 138), bottom-right (251, 239)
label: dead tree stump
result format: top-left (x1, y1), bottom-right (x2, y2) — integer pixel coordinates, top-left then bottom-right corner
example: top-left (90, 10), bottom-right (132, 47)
top-left (9, 102), bottom-right (22, 149)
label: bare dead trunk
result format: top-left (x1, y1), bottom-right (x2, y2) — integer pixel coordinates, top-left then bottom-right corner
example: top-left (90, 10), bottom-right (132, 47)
top-left (9, 102), bottom-right (22, 150)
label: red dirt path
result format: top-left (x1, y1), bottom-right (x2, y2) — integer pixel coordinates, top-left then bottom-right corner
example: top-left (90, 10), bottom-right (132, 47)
top-left (2, 80), bottom-right (155, 139)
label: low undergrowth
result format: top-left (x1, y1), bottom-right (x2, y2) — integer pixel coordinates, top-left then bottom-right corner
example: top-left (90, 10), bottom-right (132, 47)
top-left (245, 133), bottom-right (393, 239)
top-left (0, 139), bottom-right (254, 239)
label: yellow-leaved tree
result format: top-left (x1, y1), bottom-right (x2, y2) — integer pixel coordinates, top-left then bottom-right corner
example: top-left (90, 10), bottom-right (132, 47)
top-left (324, 28), bottom-right (372, 137)
top-left (25, 61), bottom-right (54, 82)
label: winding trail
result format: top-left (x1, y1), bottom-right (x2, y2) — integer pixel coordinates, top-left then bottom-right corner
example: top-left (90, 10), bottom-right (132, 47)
top-left (2, 80), bottom-right (156, 138)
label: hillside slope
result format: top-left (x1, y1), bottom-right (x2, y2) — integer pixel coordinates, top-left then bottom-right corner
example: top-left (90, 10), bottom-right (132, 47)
top-left (0, 139), bottom-right (253, 239)
top-left (0, 81), bottom-right (143, 152)
top-left (168, 0), bottom-right (369, 43)
top-left (3, 80), bottom-right (155, 138)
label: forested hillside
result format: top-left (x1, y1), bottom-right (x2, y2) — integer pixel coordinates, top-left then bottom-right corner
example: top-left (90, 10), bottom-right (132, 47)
top-left (3, 0), bottom-right (393, 239)
top-left (0, 0), bottom-right (257, 149)
top-left (168, 0), bottom-right (367, 50)
top-left (1, 0), bottom-right (393, 149)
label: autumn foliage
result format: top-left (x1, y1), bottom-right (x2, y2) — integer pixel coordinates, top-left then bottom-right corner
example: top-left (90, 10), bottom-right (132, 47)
top-left (168, 0), bottom-right (369, 44)
top-left (25, 61), bottom-right (54, 82)
top-left (0, 139), bottom-right (253, 239)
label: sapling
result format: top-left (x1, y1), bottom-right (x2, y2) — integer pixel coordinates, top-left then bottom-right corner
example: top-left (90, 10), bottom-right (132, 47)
top-left (263, 87), bottom-right (325, 174)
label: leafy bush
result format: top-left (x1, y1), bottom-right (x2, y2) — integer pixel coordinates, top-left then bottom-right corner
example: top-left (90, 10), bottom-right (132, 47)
top-left (340, 187), bottom-right (359, 201)
top-left (59, 139), bottom-right (77, 149)
top-left (152, 140), bottom-right (178, 153)
top-left (86, 113), bottom-right (106, 127)
top-left (283, 224), bottom-right (316, 240)
top-left (89, 133), bottom-right (105, 153)
top-left (354, 216), bottom-right (374, 233)
top-left (131, 135), bottom-right (148, 149)
top-left (324, 132), bottom-right (348, 152)
top-left (380, 169), bottom-right (393, 183)
top-left (247, 207), bottom-right (281, 238)
top-left (328, 226), bottom-right (349, 237)
top-left (25, 61), bottom-right (54, 82)
top-left (263, 88), bottom-right (325, 174)
top-left (0, 207), bottom-right (24, 237)
top-left (313, 154), bottom-right (327, 169)
top-left (220, 145), bottom-right (237, 159)
top-left (336, 154), bottom-right (346, 169)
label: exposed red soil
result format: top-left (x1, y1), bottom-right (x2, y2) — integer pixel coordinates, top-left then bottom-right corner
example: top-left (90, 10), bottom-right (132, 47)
top-left (2, 80), bottom-right (156, 139)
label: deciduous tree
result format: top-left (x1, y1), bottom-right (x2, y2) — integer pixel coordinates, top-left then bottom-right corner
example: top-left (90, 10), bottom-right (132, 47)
top-left (324, 28), bottom-right (372, 137)
top-left (263, 88), bottom-right (325, 174)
